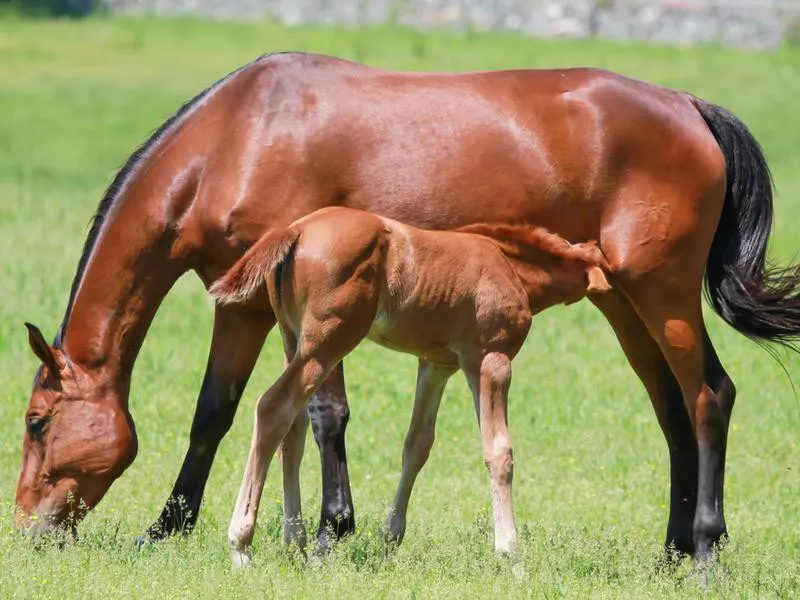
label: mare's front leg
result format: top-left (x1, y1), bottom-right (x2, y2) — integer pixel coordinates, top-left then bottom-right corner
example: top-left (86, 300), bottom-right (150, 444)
top-left (142, 303), bottom-right (274, 542)
top-left (385, 359), bottom-right (456, 546)
top-left (307, 362), bottom-right (356, 553)
top-left (465, 352), bottom-right (518, 555)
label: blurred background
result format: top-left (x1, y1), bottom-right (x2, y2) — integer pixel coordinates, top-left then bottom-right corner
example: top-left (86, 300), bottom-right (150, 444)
top-left (5, 0), bottom-right (800, 49)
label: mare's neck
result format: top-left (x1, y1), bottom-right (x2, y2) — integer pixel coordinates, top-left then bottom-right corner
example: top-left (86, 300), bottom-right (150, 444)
top-left (60, 167), bottom-right (199, 386)
top-left (53, 56), bottom-right (267, 389)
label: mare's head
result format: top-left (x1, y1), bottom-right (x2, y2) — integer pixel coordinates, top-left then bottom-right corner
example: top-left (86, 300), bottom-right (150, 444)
top-left (14, 323), bottom-right (137, 536)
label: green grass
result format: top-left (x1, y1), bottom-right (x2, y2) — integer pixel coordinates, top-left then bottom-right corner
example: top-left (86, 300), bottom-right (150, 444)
top-left (1, 17), bottom-right (799, 599)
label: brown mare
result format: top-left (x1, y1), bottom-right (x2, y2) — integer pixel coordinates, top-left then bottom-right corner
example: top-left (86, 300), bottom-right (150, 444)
top-left (16, 52), bottom-right (800, 563)
top-left (208, 206), bottom-right (612, 565)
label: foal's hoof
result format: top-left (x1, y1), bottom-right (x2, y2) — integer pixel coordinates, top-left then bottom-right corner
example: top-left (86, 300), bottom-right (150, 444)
top-left (231, 547), bottom-right (252, 570)
top-left (380, 518), bottom-right (404, 551)
top-left (494, 538), bottom-right (519, 557)
top-left (283, 520), bottom-right (308, 557)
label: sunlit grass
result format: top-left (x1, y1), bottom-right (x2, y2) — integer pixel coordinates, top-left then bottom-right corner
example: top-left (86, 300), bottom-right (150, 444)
top-left (0, 17), bottom-right (797, 598)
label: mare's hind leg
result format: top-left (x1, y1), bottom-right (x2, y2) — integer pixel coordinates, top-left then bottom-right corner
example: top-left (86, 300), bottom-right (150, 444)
top-left (590, 290), bottom-right (698, 557)
top-left (464, 352), bottom-right (518, 554)
top-left (699, 330), bottom-right (736, 549)
top-left (621, 274), bottom-right (734, 564)
top-left (385, 359), bottom-right (457, 545)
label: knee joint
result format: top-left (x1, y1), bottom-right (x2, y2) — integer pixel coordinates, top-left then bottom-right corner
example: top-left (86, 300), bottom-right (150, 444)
top-left (190, 405), bottom-right (237, 445)
top-left (484, 443), bottom-right (514, 478)
top-left (481, 353), bottom-right (512, 385)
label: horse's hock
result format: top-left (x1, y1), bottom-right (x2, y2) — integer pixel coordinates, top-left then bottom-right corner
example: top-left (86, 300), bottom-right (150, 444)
top-left (107, 0), bottom-right (800, 50)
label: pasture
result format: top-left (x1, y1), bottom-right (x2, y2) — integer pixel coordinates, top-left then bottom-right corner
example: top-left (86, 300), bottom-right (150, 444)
top-left (0, 17), bottom-right (798, 598)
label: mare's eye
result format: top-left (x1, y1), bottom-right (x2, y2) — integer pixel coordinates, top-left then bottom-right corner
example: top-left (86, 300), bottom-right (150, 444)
top-left (27, 416), bottom-right (49, 439)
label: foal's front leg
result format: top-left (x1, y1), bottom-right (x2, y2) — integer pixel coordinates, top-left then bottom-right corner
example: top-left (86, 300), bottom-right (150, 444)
top-left (466, 352), bottom-right (518, 554)
top-left (385, 359), bottom-right (456, 545)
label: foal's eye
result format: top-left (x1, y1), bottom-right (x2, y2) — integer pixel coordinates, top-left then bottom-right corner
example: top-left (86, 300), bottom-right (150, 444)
top-left (27, 416), bottom-right (49, 439)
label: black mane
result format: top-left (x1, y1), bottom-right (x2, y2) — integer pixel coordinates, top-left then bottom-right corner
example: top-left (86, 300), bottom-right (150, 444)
top-left (53, 53), bottom-right (279, 347)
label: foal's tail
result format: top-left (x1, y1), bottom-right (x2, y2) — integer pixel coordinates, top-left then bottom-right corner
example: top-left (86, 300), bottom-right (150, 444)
top-left (694, 98), bottom-right (800, 351)
top-left (209, 228), bottom-right (300, 305)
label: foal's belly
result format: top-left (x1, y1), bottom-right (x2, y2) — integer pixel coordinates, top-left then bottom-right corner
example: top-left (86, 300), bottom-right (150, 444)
top-left (366, 308), bottom-right (462, 367)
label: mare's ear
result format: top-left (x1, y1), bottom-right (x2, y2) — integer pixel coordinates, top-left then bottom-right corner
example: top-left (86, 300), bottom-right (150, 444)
top-left (25, 322), bottom-right (66, 379)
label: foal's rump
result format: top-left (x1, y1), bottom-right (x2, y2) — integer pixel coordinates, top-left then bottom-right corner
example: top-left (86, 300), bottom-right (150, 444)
top-left (210, 227), bottom-right (300, 305)
top-left (209, 208), bottom-right (390, 323)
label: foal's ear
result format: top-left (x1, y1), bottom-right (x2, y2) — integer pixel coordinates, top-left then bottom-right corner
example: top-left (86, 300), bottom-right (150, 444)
top-left (25, 322), bottom-right (66, 379)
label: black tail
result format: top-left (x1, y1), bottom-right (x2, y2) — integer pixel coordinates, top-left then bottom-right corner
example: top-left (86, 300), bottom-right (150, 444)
top-left (694, 98), bottom-right (800, 352)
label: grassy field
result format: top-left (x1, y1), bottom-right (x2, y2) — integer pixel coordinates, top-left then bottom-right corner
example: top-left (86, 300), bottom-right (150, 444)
top-left (0, 17), bottom-right (798, 599)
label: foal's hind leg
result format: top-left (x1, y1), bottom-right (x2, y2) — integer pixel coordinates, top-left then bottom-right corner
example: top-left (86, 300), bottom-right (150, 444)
top-left (277, 332), bottom-right (309, 551)
top-left (228, 356), bottom-right (334, 567)
top-left (464, 352), bottom-right (518, 554)
top-left (385, 359), bottom-right (457, 546)
top-left (229, 287), bottom-right (379, 565)
top-left (281, 408), bottom-right (309, 551)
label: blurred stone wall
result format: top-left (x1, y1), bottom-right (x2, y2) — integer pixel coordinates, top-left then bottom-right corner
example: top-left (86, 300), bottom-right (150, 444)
top-left (107, 0), bottom-right (800, 50)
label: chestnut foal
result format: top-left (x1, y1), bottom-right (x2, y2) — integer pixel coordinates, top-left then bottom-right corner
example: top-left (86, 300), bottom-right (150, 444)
top-left (210, 206), bottom-right (610, 566)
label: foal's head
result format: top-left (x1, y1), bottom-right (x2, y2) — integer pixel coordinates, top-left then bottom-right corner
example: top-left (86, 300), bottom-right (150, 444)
top-left (14, 324), bottom-right (137, 536)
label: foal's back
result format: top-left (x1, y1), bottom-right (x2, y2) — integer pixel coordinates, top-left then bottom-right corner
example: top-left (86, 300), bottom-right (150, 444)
top-left (272, 207), bottom-right (532, 366)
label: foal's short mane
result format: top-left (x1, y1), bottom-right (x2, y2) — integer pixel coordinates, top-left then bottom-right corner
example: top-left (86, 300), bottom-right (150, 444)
top-left (455, 223), bottom-right (608, 269)
top-left (53, 52), bottom-right (287, 347)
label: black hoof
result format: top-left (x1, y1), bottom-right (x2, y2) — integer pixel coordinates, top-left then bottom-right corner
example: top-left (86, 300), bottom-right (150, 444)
top-left (314, 511), bottom-right (355, 556)
top-left (135, 524), bottom-right (174, 547)
top-left (136, 521), bottom-right (181, 547)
